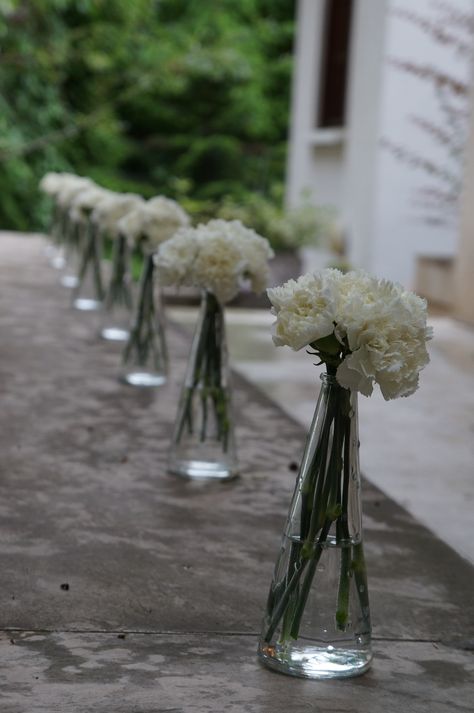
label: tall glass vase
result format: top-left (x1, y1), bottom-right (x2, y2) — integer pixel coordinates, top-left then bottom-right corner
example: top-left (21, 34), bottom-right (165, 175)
top-left (120, 253), bottom-right (168, 386)
top-left (49, 205), bottom-right (67, 269)
top-left (60, 217), bottom-right (81, 289)
top-left (72, 221), bottom-right (104, 311)
top-left (100, 232), bottom-right (133, 341)
top-left (258, 373), bottom-right (372, 679)
top-left (167, 290), bottom-right (238, 481)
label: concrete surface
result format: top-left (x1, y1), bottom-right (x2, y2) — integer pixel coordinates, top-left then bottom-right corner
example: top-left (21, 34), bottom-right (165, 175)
top-left (0, 233), bottom-right (473, 712)
top-left (168, 306), bottom-right (474, 565)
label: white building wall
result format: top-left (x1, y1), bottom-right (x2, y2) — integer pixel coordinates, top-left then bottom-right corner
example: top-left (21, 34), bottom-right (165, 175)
top-left (286, 0), bottom-right (474, 288)
top-left (371, 0), bottom-right (473, 288)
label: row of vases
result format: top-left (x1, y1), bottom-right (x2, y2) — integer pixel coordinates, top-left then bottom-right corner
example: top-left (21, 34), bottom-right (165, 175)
top-left (49, 219), bottom-right (372, 680)
top-left (53, 216), bottom-right (239, 481)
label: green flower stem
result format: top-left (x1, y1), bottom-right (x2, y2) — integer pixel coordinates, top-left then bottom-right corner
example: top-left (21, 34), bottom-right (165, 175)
top-left (288, 518), bottom-right (333, 640)
top-left (122, 251), bottom-right (168, 373)
top-left (75, 221), bottom-right (104, 301)
top-left (335, 390), bottom-right (352, 631)
top-left (263, 373), bottom-right (361, 645)
top-left (105, 233), bottom-right (132, 312)
top-left (264, 518), bottom-right (332, 644)
top-left (300, 404), bottom-right (333, 544)
top-left (174, 291), bottom-right (230, 453)
top-left (336, 545), bottom-right (351, 631)
top-left (352, 542), bottom-right (370, 622)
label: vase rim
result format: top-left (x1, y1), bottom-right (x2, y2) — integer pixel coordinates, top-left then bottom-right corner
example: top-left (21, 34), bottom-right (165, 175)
top-left (320, 372), bottom-right (348, 388)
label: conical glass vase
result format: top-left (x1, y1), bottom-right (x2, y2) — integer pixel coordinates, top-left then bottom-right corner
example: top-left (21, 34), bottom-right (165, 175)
top-left (49, 205), bottom-right (67, 269)
top-left (100, 233), bottom-right (134, 342)
top-left (72, 221), bottom-right (104, 312)
top-left (167, 290), bottom-right (238, 482)
top-left (120, 253), bottom-right (168, 387)
top-left (258, 373), bottom-right (372, 680)
top-left (60, 218), bottom-right (82, 289)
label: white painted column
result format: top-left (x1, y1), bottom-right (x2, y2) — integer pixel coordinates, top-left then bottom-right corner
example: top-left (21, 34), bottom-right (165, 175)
top-left (285, 0), bottom-right (347, 213)
top-left (285, 0), bottom-right (326, 208)
top-left (343, 0), bottom-right (389, 271)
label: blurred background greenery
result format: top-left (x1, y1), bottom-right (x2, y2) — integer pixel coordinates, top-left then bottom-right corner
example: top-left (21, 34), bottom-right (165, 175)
top-left (0, 0), bottom-right (321, 250)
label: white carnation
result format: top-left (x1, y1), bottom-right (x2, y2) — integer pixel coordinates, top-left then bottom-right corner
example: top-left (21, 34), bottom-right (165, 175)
top-left (119, 197), bottom-right (190, 248)
top-left (224, 220), bottom-right (274, 294)
top-left (268, 268), bottom-right (432, 399)
top-left (153, 218), bottom-right (273, 303)
top-left (117, 207), bottom-right (145, 243)
top-left (193, 227), bottom-right (245, 303)
top-left (69, 187), bottom-right (114, 223)
top-left (56, 177), bottom-right (95, 210)
top-left (91, 193), bottom-right (145, 237)
top-left (268, 271), bottom-right (340, 351)
top-left (154, 227), bottom-right (199, 286)
top-left (39, 172), bottom-right (66, 196)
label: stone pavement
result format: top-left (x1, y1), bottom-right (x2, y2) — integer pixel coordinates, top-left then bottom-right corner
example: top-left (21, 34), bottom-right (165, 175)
top-left (0, 233), bottom-right (473, 712)
top-left (170, 303), bottom-right (474, 564)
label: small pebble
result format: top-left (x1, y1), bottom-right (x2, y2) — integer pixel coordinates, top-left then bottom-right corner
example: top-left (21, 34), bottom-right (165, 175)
top-left (60, 583), bottom-right (70, 591)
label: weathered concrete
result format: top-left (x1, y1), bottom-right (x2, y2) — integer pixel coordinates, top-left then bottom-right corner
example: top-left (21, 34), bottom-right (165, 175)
top-left (1, 632), bottom-right (473, 713)
top-left (0, 233), bottom-right (473, 711)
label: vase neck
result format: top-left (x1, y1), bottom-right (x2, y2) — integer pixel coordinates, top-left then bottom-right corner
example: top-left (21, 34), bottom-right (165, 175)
top-left (186, 290), bottom-right (228, 388)
top-left (200, 289), bottom-right (222, 316)
top-left (111, 232), bottom-right (130, 281)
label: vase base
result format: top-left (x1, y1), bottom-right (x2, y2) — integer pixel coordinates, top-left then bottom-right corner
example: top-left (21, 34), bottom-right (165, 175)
top-left (120, 371), bottom-right (167, 387)
top-left (258, 642), bottom-right (372, 680)
top-left (61, 274), bottom-right (79, 289)
top-left (73, 297), bottom-right (102, 312)
top-left (168, 459), bottom-right (238, 481)
top-left (51, 254), bottom-right (65, 270)
top-left (101, 327), bottom-right (130, 342)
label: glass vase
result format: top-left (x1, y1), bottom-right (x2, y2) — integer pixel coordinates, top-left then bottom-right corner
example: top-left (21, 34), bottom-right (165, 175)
top-left (72, 221), bottom-right (104, 312)
top-left (167, 289), bottom-right (238, 481)
top-left (60, 217), bottom-right (81, 289)
top-left (100, 232), bottom-right (133, 341)
top-left (258, 373), bottom-right (372, 679)
top-left (120, 253), bottom-right (168, 387)
top-left (49, 205), bottom-right (67, 270)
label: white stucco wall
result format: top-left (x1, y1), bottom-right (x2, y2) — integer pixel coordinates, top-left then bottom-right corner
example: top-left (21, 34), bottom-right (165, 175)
top-left (371, 0), bottom-right (473, 288)
top-left (286, 0), bottom-right (474, 288)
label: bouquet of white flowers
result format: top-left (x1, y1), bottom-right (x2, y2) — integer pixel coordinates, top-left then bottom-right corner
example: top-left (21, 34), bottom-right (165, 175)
top-left (268, 268), bottom-right (432, 399)
top-left (258, 269), bottom-right (432, 679)
top-left (154, 218), bottom-right (274, 304)
top-left (117, 196), bottom-right (190, 252)
top-left (119, 197), bottom-right (190, 384)
top-left (40, 173), bottom-right (93, 248)
top-left (159, 219), bottom-right (274, 480)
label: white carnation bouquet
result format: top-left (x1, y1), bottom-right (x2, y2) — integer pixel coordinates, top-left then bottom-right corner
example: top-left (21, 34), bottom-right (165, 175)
top-left (117, 196), bottom-right (190, 252)
top-left (154, 218), bottom-right (274, 304)
top-left (159, 220), bottom-right (274, 476)
top-left (40, 173), bottom-right (94, 248)
top-left (119, 197), bottom-right (190, 384)
top-left (268, 268), bottom-right (432, 399)
top-left (261, 268), bottom-right (432, 654)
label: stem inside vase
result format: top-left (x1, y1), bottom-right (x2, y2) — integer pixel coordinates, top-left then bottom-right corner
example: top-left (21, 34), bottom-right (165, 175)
top-left (258, 372), bottom-right (372, 679)
top-left (167, 290), bottom-right (238, 481)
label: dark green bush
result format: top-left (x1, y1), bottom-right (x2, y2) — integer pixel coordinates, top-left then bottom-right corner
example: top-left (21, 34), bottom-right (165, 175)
top-left (0, 0), bottom-right (295, 234)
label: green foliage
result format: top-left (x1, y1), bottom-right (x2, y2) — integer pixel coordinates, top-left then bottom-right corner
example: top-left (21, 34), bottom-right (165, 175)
top-left (0, 0), bottom-right (296, 238)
